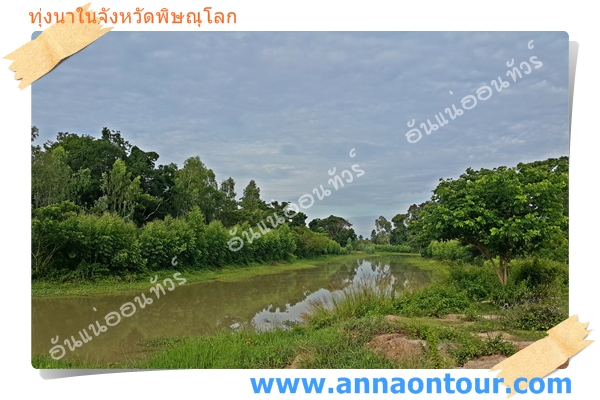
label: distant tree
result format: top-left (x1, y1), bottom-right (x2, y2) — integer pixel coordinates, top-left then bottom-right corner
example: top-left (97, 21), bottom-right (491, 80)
top-left (43, 128), bottom-right (131, 206)
top-left (217, 177), bottom-right (239, 227)
top-left (31, 146), bottom-right (74, 208)
top-left (237, 180), bottom-right (269, 225)
top-left (372, 215), bottom-right (392, 244)
top-left (240, 180), bottom-right (267, 211)
top-left (96, 159), bottom-right (142, 220)
top-left (402, 202), bottom-right (431, 252)
top-left (289, 211), bottom-right (308, 228)
top-left (390, 213), bottom-right (409, 245)
top-left (310, 215), bottom-right (356, 245)
top-left (172, 156), bottom-right (219, 222)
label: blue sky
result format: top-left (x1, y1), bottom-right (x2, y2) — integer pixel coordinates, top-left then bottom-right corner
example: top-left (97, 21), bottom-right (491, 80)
top-left (31, 31), bottom-right (569, 237)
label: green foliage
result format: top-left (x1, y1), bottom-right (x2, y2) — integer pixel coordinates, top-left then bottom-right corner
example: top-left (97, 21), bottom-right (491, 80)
top-left (305, 283), bottom-right (396, 328)
top-left (139, 216), bottom-right (200, 271)
top-left (509, 258), bottom-right (568, 288)
top-left (292, 226), bottom-right (344, 258)
top-left (394, 285), bottom-right (473, 318)
top-left (172, 156), bottom-right (219, 221)
top-left (372, 244), bottom-right (413, 253)
top-left (240, 180), bottom-right (267, 212)
top-left (362, 245), bottom-right (376, 254)
top-left (309, 215), bottom-right (356, 246)
top-left (31, 146), bottom-right (76, 208)
top-left (446, 263), bottom-right (501, 301)
top-left (424, 240), bottom-right (476, 263)
top-left (412, 158), bottom-right (568, 285)
top-left (31, 201), bottom-right (81, 278)
top-left (33, 202), bottom-right (146, 279)
top-left (504, 301), bottom-right (567, 331)
top-left (97, 159), bottom-right (143, 221)
top-left (68, 213), bottom-right (145, 276)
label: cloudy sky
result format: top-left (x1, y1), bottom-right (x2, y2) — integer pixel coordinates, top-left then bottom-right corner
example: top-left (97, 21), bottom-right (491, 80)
top-left (31, 32), bottom-right (569, 237)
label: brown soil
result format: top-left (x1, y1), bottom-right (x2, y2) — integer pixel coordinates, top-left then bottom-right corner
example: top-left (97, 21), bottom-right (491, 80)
top-left (366, 334), bottom-right (425, 361)
top-left (462, 355), bottom-right (508, 369)
top-left (286, 352), bottom-right (314, 369)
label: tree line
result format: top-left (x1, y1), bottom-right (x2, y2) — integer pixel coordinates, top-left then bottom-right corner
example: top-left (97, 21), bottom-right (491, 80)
top-left (31, 126), bottom-right (568, 287)
top-left (31, 127), bottom-right (354, 281)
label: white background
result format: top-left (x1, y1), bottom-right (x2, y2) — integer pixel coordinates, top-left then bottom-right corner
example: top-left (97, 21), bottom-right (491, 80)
top-left (1, 1), bottom-right (597, 398)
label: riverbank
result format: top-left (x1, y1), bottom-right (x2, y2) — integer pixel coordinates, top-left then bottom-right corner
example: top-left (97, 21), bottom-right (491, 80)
top-left (32, 255), bottom-right (566, 369)
top-left (32, 287), bottom-right (555, 370)
top-left (32, 253), bottom-right (388, 298)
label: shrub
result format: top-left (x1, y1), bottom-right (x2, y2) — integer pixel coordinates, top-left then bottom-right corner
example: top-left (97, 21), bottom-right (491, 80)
top-left (203, 220), bottom-right (231, 267)
top-left (72, 212), bottom-right (145, 275)
top-left (509, 258), bottom-right (568, 288)
top-left (505, 301), bottom-right (568, 331)
top-left (447, 264), bottom-right (501, 301)
top-left (394, 284), bottom-right (472, 318)
top-left (424, 240), bottom-right (475, 263)
top-left (363, 245), bottom-right (375, 254)
top-left (138, 216), bottom-right (200, 271)
top-left (292, 226), bottom-right (341, 258)
top-left (374, 244), bottom-right (412, 253)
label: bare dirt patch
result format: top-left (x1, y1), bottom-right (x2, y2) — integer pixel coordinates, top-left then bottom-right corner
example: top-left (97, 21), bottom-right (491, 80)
top-left (367, 334), bottom-right (425, 361)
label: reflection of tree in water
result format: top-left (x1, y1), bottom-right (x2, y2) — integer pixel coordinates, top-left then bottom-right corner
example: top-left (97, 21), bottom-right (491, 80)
top-left (326, 260), bottom-right (359, 291)
top-left (356, 256), bottom-right (433, 294)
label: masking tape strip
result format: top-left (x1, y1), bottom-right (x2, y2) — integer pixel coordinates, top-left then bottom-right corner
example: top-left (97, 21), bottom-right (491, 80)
top-left (490, 315), bottom-right (593, 397)
top-left (4, 3), bottom-right (112, 89)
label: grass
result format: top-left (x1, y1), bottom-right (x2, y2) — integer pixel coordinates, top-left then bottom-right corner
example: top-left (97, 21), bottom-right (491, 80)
top-left (32, 253), bottom-right (364, 298)
top-left (32, 317), bottom-right (442, 369)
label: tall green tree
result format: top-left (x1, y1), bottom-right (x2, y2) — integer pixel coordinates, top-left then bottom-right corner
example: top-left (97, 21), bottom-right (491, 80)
top-left (217, 177), bottom-right (239, 227)
top-left (372, 215), bottom-right (392, 244)
top-left (413, 160), bottom-right (568, 285)
top-left (43, 128), bottom-right (131, 207)
top-left (172, 156), bottom-right (219, 221)
top-left (390, 213), bottom-right (409, 245)
top-left (96, 159), bottom-right (142, 220)
top-left (32, 146), bottom-right (74, 208)
top-left (240, 180), bottom-right (267, 211)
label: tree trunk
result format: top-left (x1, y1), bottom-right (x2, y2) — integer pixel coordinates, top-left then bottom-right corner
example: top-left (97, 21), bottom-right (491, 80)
top-left (499, 257), bottom-right (509, 286)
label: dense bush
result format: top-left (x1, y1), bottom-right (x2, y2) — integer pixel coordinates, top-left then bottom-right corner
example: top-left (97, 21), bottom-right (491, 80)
top-left (447, 264), bottom-right (501, 301)
top-left (423, 240), bottom-right (476, 263)
top-left (32, 202), bottom-right (345, 281)
top-left (394, 284), bottom-right (473, 318)
top-left (505, 301), bottom-right (568, 331)
top-left (373, 244), bottom-right (412, 253)
top-left (508, 258), bottom-right (568, 288)
top-left (139, 216), bottom-right (200, 271)
top-left (32, 203), bottom-right (145, 280)
top-left (292, 226), bottom-right (343, 258)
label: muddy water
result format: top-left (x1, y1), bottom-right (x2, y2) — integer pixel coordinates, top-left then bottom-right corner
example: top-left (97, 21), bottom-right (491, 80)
top-left (32, 255), bottom-right (432, 363)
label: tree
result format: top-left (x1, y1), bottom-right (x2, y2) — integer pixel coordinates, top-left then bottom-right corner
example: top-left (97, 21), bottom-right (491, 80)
top-left (390, 213), bottom-right (409, 245)
top-left (172, 156), bottom-right (219, 221)
top-left (372, 215), bottom-right (392, 244)
top-left (402, 202), bottom-right (431, 252)
top-left (43, 129), bottom-right (131, 207)
top-left (414, 160), bottom-right (568, 286)
top-left (309, 215), bottom-right (356, 245)
top-left (32, 146), bottom-right (74, 208)
top-left (217, 177), bottom-right (239, 227)
top-left (240, 180), bottom-right (267, 211)
top-left (97, 159), bottom-right (142, 220)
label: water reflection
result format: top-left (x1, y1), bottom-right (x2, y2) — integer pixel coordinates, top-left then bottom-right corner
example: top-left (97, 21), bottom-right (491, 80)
top-left (32, 255), bottom-right (431, 363)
